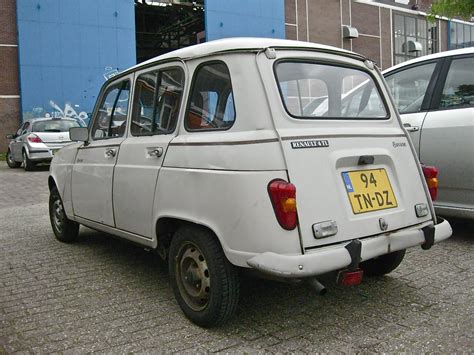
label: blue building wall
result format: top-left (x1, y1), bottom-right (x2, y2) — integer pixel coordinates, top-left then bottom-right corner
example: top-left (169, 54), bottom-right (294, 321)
top-left (17, 0), bottom-right (136, 122)
top-left (205, 0), bottom-right (285, 41)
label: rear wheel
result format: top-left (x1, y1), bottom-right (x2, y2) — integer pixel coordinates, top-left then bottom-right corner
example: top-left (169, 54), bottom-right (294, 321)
top-left (6, 149), bottom-right (21, 168)
top-left (22, 150), bottom-right (35, 171)
top-left (169, 226), bottom-right (239, 327)
top-left (360, 249), bottom-right (406, 276)
top-left (49, 186), bottom-right (79, 243)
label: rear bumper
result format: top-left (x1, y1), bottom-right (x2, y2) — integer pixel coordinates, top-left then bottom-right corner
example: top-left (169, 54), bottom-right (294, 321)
top-left (28, 149), bottom-right (53, 161)
top-left (247, 218), bottom-right (452, 278)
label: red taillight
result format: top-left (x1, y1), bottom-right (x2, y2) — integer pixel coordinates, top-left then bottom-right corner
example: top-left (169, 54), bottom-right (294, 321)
top-left (268, 179), bottom-right (297, 230)
top-left (422, 165), bottom-right (438, 201)
top-left (27, 134), bottom-right (43, 143)
top-left (337, 269), bottom-right (364, 286)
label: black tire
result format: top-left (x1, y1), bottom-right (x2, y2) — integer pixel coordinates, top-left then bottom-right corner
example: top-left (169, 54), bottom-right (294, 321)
top-left (22, 150), bottom-right (35, 171)
top-left (169, 226), bottom-right (240, 327)
top-left (6, 149), bottom-right (21, 168)
top-left (360, 249), bottom-right (406, 276)
top-left (49, 186), bottom-right (79, 243)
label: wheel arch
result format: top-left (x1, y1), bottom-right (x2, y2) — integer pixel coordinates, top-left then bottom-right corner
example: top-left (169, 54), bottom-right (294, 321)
top-left (22, 146), bottom-right (29, 157)
top-left (48, 175), bottom-right (58, 191)
top-left (155, 216), bottom-right (225, 261)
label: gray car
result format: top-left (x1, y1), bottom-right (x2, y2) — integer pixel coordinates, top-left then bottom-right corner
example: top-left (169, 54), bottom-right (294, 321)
top-left (383, 48), bottom-right (474, 220)
top-left (6, 118), bottom-right (82, 171)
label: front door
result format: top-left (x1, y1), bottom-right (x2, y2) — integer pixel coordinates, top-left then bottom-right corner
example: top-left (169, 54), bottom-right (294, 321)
top-left (71, 77), bottom-right (132, 226)
top-left (113, 64), bottom-right (185, 237)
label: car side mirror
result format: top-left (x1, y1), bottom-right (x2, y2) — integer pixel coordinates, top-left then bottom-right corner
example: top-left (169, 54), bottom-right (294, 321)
top-left (69, 127), bottom-right (89, 142)
top-left (6, 134), bottom-right (16, 139)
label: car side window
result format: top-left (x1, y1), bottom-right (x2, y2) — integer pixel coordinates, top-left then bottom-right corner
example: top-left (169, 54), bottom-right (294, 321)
top-left (131, 67), bottom-right (184, 136)
top-left (185, 62), bottom-right (236, 131)
top-left (17, 122), bottom-right (28, 136)
top-left (91, 80), bottom-right (131, 139)
top-left (440, 57), bottom-right (474, 109)
top-left (385, 62), bottom-right (437, 114)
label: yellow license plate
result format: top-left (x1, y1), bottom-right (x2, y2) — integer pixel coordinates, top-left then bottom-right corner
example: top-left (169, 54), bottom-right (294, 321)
top-left (342, 169), bottom-right (398, 214)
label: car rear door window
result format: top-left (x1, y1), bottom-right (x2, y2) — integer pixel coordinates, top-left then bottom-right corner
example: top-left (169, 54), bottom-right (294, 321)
top-left (17, 122), bottom-right (30, 136)
top-left (385, 62), bottom-right (437, 114)
top-left (131, 68), bottom-right (184, 136)
top-left (185, 62), bottom-right (236, 131)
top-left (440, 57), bottom-right (474, 109)
top-left (91, 80), bottom-right (131, 139)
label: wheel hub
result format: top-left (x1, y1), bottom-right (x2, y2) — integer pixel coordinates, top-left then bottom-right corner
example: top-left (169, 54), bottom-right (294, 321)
top-left (176, 243), bottom-right (210, 311)
top-left (52, 198), bottom-right (65, 233)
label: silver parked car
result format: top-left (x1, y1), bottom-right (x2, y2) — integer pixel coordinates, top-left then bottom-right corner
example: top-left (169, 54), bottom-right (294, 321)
top-left (383, 48), bottom-right (474, 220)
top-left (6, 118), bottom-right (83, 171)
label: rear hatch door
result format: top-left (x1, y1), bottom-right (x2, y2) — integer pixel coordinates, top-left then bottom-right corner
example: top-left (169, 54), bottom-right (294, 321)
top-left (261, 51), bottom-right (434, 250)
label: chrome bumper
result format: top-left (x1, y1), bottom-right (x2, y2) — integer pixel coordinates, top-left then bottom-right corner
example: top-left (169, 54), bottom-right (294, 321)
top-left (247, 219), bottom-right (452, 278)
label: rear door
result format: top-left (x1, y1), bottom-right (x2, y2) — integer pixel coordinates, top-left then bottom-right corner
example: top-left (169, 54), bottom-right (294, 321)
top-left (113, 64), bottom-right (185, 238)
top-left (419, 54), bottom-right (474, 210)
top-left (260, 51), bottom-right (433, 250)
top-left (71, 76), bottom-right (132, 226)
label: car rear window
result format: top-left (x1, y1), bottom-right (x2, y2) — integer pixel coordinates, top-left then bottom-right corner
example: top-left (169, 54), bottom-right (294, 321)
top-left (32, 120), bottom-right (82, 132)
top-left (275, 61), bottom-right (388, 119)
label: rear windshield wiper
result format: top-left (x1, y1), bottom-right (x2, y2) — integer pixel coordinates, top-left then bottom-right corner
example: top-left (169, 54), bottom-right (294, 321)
top-left (43, 129), bottom-right (62, 132)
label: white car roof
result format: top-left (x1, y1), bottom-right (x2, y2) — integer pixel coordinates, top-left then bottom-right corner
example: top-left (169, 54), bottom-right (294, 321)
top-left (129, 37), bottom-right (363, 72)
top-left (383, 47), bottom-right (474, 74)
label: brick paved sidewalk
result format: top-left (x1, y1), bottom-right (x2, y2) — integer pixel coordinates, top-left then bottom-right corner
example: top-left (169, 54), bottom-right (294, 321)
top-left (0, 165), bottom-right (473, 353)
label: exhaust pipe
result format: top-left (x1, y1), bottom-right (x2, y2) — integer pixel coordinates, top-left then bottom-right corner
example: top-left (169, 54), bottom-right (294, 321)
top-left (307, 278), bottom-right (327, 295)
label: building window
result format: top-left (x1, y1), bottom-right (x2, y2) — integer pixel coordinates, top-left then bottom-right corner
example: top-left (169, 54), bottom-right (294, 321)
top-left (393, 14), bottom-right (437, 64)
top-left (449, 22), bottom-right (474, 49)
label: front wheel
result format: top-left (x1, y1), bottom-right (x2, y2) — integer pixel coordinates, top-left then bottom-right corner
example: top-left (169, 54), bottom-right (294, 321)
top-left (49, 186), bottom-right (79, 243)
top-left (360, 249), bottom-right (406, 276)
top-left (169, 226), bottom-right (240, 327)
top-left (6, 149), bottom-right (21, 168)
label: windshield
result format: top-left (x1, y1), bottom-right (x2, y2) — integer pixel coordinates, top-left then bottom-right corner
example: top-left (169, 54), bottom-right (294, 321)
top-left (32, 119), bottom-right (82, 132)
top-left (275, 61), bottom-right (388, 119)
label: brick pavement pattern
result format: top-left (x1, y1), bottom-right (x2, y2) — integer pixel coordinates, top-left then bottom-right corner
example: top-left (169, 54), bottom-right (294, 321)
top-left (0, 162), bottom-right (473, 353)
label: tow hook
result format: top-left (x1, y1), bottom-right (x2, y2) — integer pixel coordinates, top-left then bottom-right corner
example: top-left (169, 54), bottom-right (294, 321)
top-left (421, 224), bottom-right (435, 250)
top-left (307, 278), bottom-right (327, 295)
top-left (337, 239), bottom-right (364, 286)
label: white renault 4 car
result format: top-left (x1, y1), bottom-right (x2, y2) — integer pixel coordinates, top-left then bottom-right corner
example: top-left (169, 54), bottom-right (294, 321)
top-left (48, 38), bottom-right (452, 327)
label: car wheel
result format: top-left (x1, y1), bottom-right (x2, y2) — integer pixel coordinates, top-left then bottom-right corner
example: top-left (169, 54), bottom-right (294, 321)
top-left (360, 249), bottom-right (406, 276)
top-left (22, 150), bottom-right (35, 171)
top-left (49, 186), bottom-right (79, 243)
top-left (6, 149), bottom-right (21, 168)
top-left (169, 226), bottom-right (240, 327)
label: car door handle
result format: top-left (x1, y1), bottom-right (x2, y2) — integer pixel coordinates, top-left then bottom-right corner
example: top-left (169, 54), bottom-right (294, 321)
top-left (403, 123), bottom-right (419, 132)
top-left (147, 147), bottom-right (163, 158)
top-left (104, 148), bottom-right (117, 158)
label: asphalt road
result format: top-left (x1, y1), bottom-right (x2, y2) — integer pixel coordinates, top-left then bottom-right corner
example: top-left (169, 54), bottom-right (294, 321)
top-left (0, 162), bottom-right (473, 353)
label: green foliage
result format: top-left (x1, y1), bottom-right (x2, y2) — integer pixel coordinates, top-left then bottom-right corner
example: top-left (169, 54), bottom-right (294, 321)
top-left (428, 0), bottom-right (474, 22)
top-left (0, 153), bottom-right (6, 161)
